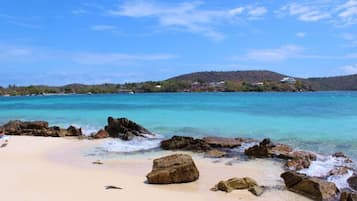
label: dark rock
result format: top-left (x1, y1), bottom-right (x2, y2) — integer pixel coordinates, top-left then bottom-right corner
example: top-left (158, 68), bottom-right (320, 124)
top-left (104, 117), bottom-right (153, 140)
top-left (92, 160), bottom-right (103, 165)
top-left (348, 176), bottom-right (357, 191)
top-left (340, 191), bottom-right (357, 201)
top-left (146, 154), bottom-right (199, 184)
top-left (105, 185), bottom-right (122, 190)
top-left (202, 137), bottom-right (242, 148)
top-left (333, 152), bottom-right (347, 158)
top-left (286, 158), bottom-right (311, 171)
top-left (160, 136), bottom-right (211, 152)
top-left (2, 120), bottom-right (77, 137)
top-left (66, 125), bottom-right (83, 136)
top-left (290, 151), bottom-right (317, 161)
top-left (92, 129), bottom-right (109, 139)
top-left (244, 138), bottom-right (292, 159)
top-left (281, 171), bottom-right (339, 201)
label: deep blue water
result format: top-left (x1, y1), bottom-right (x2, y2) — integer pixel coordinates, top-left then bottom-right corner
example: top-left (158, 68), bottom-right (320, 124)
top-left (1, 92), bottom-right (357, 160)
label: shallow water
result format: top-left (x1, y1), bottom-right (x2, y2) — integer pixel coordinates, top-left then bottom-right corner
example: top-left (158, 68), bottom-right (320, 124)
top-left (1, 92), bottom-right (357, 160)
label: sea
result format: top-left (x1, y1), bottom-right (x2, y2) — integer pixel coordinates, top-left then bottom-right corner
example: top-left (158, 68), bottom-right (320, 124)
top-left (1, 92), bottom-right (357, 185)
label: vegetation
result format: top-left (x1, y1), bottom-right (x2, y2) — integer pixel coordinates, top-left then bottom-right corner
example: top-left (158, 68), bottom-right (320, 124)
top-left (1, 70), bottom-right (356, 96)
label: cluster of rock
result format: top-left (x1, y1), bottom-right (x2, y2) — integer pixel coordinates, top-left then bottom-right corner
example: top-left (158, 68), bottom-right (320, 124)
top-left (1, 120), bottom-right (82, 137)
top-left (1, 117), bottom-right (154, 141)
top-left (211, 177), bottom-right (264, 196)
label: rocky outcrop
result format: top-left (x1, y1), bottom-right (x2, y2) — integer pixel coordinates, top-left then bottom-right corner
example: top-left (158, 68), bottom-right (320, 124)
top-left (146, 154), bottom-right (199, 184)
top-left (104, 117), bottom-right (153, 140)
top-left (286, 151), bottom-right (317, 171)
top-left (211, 177), bottom-right (264, 196)
top-left (202, 137), bottom-right (243, 148)
top-left (92, 129), bottom-right (109, 139)
top-left (244, 138), bottom-right (293, 159)
top-left (281, 171), bottom-right (339, 201)
top-left (160, 136), bottom-right (211, 152)
top-left (2, 120), bottom-right (82, 137)
top-left (348, 176), bottom-right (357, 191)
top-left (340, 191), bottom-right (357, 201)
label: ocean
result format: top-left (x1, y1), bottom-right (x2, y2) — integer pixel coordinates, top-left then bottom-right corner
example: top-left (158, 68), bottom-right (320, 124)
top-left (1, 92), bottom-right (357, 161)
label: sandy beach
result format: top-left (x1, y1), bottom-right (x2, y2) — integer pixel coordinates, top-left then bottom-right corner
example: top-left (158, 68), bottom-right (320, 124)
top-left (0, 136), bottom-right (312, 201)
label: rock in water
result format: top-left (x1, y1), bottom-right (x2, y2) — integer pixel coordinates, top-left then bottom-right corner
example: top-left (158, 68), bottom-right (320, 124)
top-left (146, 154), bottom-right (199, 184)
top-left (202, 137), bottom-right (242, 148)
top-left (281, 171), bottom-right (338, 201)
top-left (104, 117), bottom-right (153, 140)
top-left (92, 129), bottom-right (109, 139)
top-left (160, 136), bottom-right (211, 152)
top-left (348, 176), bottom-right (357, 191)
top-left (66, 125), bottom-right (83, 136)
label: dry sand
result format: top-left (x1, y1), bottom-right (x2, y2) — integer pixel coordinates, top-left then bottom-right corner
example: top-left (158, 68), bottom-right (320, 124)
top-left (0, 136), bottom-right (311, 201)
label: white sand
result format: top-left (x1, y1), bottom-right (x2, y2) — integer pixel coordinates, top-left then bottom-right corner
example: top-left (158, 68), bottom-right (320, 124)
top-left (0, 136), bottom-right (311, 201)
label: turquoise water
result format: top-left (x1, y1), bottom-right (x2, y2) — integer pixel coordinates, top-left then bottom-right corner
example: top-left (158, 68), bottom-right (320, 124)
top-left (1, 92), bottom-right (357, 160)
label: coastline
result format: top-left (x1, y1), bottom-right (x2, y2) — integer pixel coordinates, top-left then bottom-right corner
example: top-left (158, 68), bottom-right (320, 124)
top-left (0, 136), bottom-right (311, 201)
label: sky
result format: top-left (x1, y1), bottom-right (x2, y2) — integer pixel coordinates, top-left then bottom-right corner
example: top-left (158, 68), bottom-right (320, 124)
top-left (0, 0), bottom-right (357, 86)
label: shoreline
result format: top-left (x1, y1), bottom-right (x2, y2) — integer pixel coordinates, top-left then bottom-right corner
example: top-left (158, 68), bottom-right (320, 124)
top-left (0, 136), bottom-right (313, 201)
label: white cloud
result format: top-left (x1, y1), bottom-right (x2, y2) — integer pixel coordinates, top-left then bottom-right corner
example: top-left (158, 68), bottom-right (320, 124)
top-left (337, 0), bottom-right (357, 25)
top-left (91, 25), bottom-right (118, 31)
top-left (341, 64), bottom-right (357, 74)
top-left (247, 6), bottom-right (268, 19)
top-left (296, 32), bottom-right (306, 37)
top-left (239, 45), bottom-right (303, 62)
top-left (279, 3), bottom-right (330, 22)
top-left (108, 1), bottom-right (267, 40)
top-left (73, 53), bottom-right (176, 65)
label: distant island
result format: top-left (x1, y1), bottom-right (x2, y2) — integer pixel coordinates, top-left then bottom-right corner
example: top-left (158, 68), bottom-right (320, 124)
top-left (1, 70), bottom-right (357, 96)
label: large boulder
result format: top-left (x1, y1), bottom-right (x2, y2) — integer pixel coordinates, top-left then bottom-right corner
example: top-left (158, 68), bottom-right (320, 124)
top-left (340, 191), bottom-right (357, 201)
top-left (160, 136), bottom-right (211, 152)
top-left (146, 154), bottom-right (199, 184)
top-left (2, 120), bottom-right (79, 137)
top-left (202, 137), bottom-right (243, 148)
top-left (66, 125), bottom-right (83, 136)
top-left (348, 176), bottom-right (357, 191)
top-left (104, 117), bottom-right (153, 140)
top-left (285, 151), bottom-right (317, 170)
top-left (281, 171), bottom-right (339, 201)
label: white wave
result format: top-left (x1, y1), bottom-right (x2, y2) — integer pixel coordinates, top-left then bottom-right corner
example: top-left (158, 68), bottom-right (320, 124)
top-left (99, 138), bottom-right (162, 153)
top-left (299, 155), bottom-right (355, 190)
top-left (236, 142), bottom-right (259, 153)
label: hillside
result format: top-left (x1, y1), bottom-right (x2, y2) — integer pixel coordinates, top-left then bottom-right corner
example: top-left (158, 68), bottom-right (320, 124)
top-left (168, 70), bottom-right (288, 83)
top-left (307, 74), bottom-right (357, 91)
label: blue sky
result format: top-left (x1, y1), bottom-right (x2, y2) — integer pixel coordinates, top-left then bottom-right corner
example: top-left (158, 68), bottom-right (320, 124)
top-left (0, 0), bottom-right (357, 86)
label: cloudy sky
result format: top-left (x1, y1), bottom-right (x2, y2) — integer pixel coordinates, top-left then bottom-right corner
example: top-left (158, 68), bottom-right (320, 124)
top-left (0, 0), bottom-right (357, 86)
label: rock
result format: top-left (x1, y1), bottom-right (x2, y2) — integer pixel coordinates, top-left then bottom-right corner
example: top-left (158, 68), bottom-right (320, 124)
top-left (204, 149), bottom-right (227, 158)
top-left (340, 191), bottom-right (357, 201)
top-left (105, 185), bottom-right (122, 190)
top-left (66, 125), bottom-right (83, 136)
top-left (244, 138), bottom-right (292, 159)
top-left (348, 176), bottom-right (357, 191)
top-left (333, 152), bottom-right (347, 158)
top-left (160, 136), bottom-right (211, 152)
top-left (146, 154), bottom-right (199, 184)
top-left (202, 137), bottom-right (242, 148)
top-left (92, 129), bottom-right (109, 139)
top-left (329, 167), bottom-right (350, 176)
top-left (286, 158), bottom-right (311, 171)
top-left (211, 177), bottom-right (258, 193)
top-left (104, 117), bottom-right (153, 140)
top-left (92, 160), bottom-right (103, 165)
top-left (281, 171), bottom-right (339, 201)
top-left (290, 151), bottom-right (317, 161)
top-left (2, 120), bottom-right (76, 137)
top-left (249, 186), bottom-right (265, 196)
